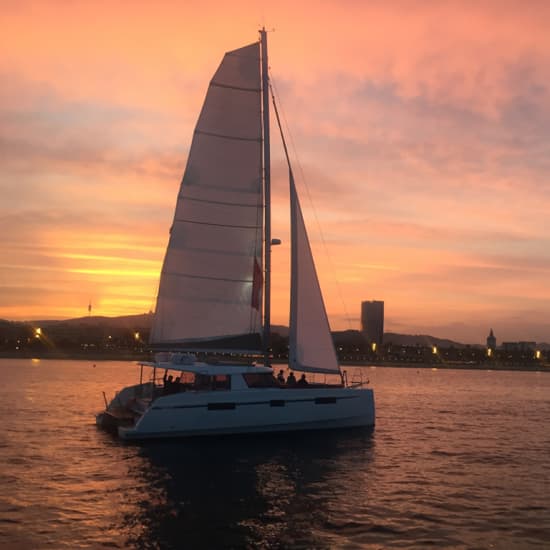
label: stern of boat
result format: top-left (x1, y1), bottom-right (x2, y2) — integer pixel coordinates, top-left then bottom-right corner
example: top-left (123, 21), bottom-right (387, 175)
top-left (96, 382), bottom-right (154, 434)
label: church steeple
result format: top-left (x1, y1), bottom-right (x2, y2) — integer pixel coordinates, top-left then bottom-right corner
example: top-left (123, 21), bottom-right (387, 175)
top-left (487, 328), bottom-right (496, 351)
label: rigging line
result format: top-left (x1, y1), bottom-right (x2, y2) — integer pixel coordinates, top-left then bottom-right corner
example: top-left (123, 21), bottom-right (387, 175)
top-left (161, 271), bottom-right (253, 284)
top-left (195, 129), bottom-right (260, 142)
top-left (269, 75), bottom-right (354, 331)
top-left (210, 81), bottom-right (260, 93)
top-left (174, 218), bottom-right (260, 230)
top-left (182, 196), bottom-right (259, 208)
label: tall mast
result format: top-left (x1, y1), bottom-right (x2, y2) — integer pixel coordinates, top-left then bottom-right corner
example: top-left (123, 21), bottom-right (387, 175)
top-left (260, 28), bottom-right (271, 367)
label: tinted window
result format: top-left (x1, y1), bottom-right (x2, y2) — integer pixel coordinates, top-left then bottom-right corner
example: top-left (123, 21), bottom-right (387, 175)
top-left (194, 374), bottom-right (231, 390)
top-left (243, 373), bottom-right (279, 388)
top-left (213, 375), bottom-right (230, 390)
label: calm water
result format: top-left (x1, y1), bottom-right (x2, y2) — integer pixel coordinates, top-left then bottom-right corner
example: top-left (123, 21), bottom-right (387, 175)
top-left (0, 359), bottom-right (549, 549)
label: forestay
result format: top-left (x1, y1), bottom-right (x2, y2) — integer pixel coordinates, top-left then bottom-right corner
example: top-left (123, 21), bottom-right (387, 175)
top-left (151, 42), bottom-right (264, 350)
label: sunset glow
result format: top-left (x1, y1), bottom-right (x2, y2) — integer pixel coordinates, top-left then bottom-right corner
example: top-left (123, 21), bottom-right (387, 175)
top-left (2, 1), bottom-right (550, 343)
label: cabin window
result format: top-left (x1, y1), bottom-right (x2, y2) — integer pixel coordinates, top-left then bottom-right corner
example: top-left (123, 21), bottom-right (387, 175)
top-left (194, 374), bottom-right (211, 390)
top-left (180, 371), bottom-right (195, 385)
top-left (243, 373), bottom-right (279, 388)
top-left (212, 375), bottom-right (230, 390)
top-left (193, 374), bottom-right (230, 391)
top-left (175, 371), bottom-right (195, 391)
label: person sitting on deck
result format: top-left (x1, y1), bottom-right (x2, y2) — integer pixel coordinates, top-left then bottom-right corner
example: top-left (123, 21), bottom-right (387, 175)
top-left (297, 373), bottom-right (308, 387)
top-left (163, 371), bottom-right (174, 394)
top-left (286, 371), bottom-right (297, 386)
top-left (277, 370), bottom-right (285, 385)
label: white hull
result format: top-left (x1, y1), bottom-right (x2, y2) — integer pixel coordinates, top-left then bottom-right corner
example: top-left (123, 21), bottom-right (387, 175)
top-left (113, 385), bottom-right (374, 441)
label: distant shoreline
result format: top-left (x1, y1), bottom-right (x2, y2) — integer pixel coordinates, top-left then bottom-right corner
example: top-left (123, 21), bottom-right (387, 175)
top-left (0, 351), bottom-right (151, 362)
top-left (0, 351), bottom-right (548, 373)
top-left (340, 361), bottom-right (550, 373)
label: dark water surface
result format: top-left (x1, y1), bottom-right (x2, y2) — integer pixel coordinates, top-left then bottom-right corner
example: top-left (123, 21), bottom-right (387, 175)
top-left (1, 359), bottom-right (549, 549)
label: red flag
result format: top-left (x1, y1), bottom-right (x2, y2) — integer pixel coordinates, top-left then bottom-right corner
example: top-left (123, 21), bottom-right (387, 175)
top-left (251, 258), bottom-right (263, 310)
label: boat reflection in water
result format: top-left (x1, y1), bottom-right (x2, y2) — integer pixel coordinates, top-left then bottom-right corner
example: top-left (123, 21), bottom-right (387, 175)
top-left (121, 429), bottom-right (375, 549)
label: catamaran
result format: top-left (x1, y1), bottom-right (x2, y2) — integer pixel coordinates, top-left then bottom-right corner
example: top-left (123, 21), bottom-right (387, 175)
top-left (96, 30), bottom-right (375, 440)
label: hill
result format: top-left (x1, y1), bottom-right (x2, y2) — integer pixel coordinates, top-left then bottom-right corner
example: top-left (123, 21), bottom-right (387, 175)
top-left (383, 332), bottom-right (469, 348)
top-left (36, 313), bottom-right (154, 330)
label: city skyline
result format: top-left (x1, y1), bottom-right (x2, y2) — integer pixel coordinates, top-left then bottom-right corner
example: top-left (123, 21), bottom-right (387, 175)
top-left (2, 1), bottom-right (550, 344)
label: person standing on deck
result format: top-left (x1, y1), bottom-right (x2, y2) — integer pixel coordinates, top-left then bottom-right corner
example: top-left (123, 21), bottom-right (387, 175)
top-left (287, 372), bottom-right (297, 386)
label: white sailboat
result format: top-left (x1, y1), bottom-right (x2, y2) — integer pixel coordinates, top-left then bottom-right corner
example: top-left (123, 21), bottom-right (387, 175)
top-left (97, 30), bottom-right (375, 440)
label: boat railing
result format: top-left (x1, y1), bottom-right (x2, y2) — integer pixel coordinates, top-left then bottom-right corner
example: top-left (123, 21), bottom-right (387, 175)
top-left (347, 368), bottom-right (369, 388)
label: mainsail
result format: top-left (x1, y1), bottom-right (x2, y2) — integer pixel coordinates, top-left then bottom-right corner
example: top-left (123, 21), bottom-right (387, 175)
top-left (288, 171), bottom-right (340, 374)
top-left (151, 42), bottom-right (264, 350)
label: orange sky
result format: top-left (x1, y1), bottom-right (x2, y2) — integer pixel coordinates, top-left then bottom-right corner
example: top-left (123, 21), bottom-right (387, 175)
top-left (2, 1), bottom-right (550, 343)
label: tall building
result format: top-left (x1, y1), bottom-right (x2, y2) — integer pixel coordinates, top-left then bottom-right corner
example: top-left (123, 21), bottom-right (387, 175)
top-left (487, 328), bottom-right (496, 351)
top-left (361, 300), bottom-right (384, 346)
